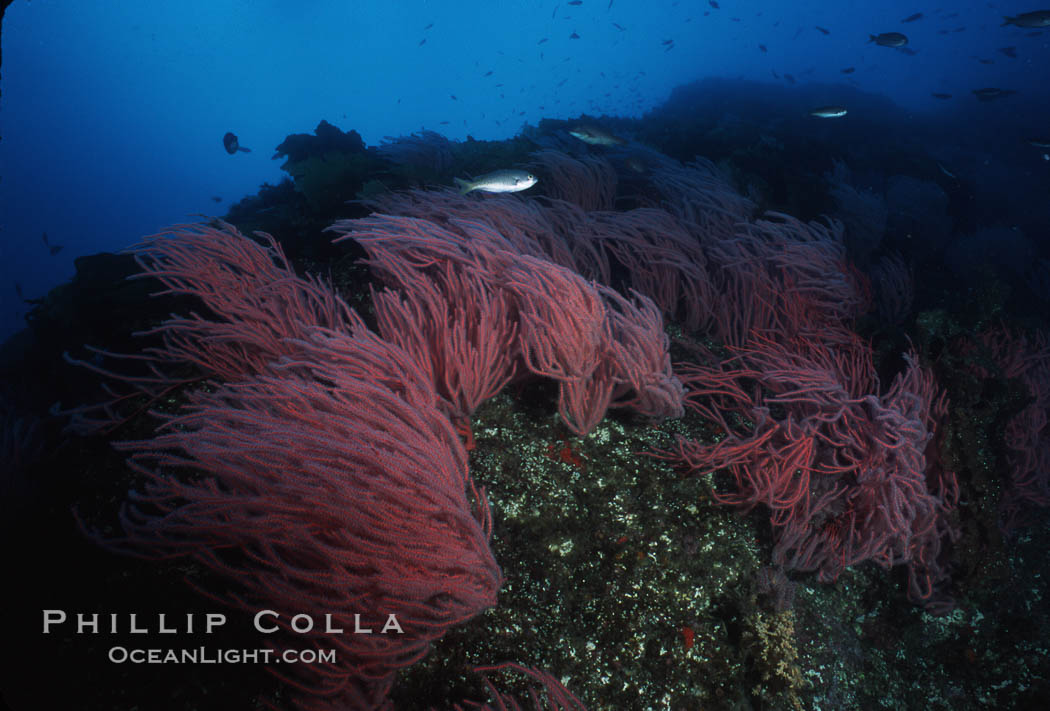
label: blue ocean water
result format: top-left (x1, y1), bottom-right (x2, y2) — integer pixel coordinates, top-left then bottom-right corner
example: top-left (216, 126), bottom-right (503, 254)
top-left (4, 2), bottom-right (1050, 710)
top-left (2, 0), bottom-right (1048, 344)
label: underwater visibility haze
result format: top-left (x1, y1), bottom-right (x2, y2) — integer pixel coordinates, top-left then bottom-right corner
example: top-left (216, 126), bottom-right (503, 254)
top-left (2, 0), bottom-right (1050, 709)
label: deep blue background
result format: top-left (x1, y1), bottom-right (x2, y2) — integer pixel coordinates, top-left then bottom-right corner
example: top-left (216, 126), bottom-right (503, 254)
top-left (2, 0), bottom-right (1048, 343)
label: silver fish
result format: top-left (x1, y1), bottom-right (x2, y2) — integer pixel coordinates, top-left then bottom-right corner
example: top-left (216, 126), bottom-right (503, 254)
top-left (809, 105), bottom-right (848, 118)
top-left (569, 124), bottom-right (627, 146)
top-left (454, 170), bottom-right (538, 194)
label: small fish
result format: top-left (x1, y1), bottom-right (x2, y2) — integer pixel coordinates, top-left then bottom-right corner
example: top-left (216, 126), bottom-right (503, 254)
top-left (784, 73), bottom-right (796, 84)
top-left (936, 161), bottom-right (956, 179)
top-left (569, 124), bottom-right (626, 146)
top-left (664, 42), bottom-right (675, 51)
top-left (419, 38), bottom-right (427, 46)
top-left (424, 23), bottom-right (433, 30)
top-left (538, 37), bottom-right (548, 44)
top-left (222, 132), bottom-right (250, 154)
top-left (869, 32), bottom-right (907, 47)
top-left (612, 22), bottom-right (625, 30)
top-left (841, 66), bottom-right (855, 73)
top-left (815, 26), bottom-right (830, 34)
top-left (211, 196), bottom-right (222, 203)
top-left (568, 0), bottom-right (582, 5)
top-left (977, 58), bottom-right (994, 64)
top-left (608, 0), bottom-right (614, 9)
top-left (999, 46), bottom-right (1017, 58)
top-left (450, 94), bottom-right (457, 100)
top-left (662, 39), bottom-right (674, 45)
top-left (484, 70), bottom-right (493, 76)
top-left (625, 157), bottom-right (647, 173)
top-left (898, 46), bottom-right (918, 55)
top-left (1002, 10), bottom-right (1050, 28)
top-left (931, 92), bottom-right (952, 99)
top-left (901, 13), bottom-right (923, 22)
top-left (14, 282), bottom-right (23, 299)
top-left (1026, 138), bottom-right (1050, 148)
top-left (709, 0), bottom-right (719, 8)
top-left (759, 44), bottom-right (767, 52)
top-left (41, 232), bottom-right (63, 256)
top-left (570, 31), bottom-right (580, 39)
top-left (454, 169), bottom-right (538, 194)
top-left (972, 87), bottom-right (1016, 101)
top-left (809, 105), bottom-right (847, 118)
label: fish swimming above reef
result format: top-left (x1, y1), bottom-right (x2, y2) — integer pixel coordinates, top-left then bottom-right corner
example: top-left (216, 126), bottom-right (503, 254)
top-left (1025, 138), bottom-right (1050, 148)
top-left (569, 125), bottom-right (627, 146)
top-left (454, 170), bottom-right (538, 194)
top-left (809, 105), bottom-right (847, 118)
top-left (972, 87), bottom-right (1016, 101)
top-left (931, 92), bottom-right (952, 99)
top-left (901, 12), bottom-right (923, 23)
top-left (223, 132), bottom-right (251, 154)
top-left (869, 32), bottom-right (908, 47)
top-left (1002, 10), bottom-right (1050, 27)
top-left (624, 156), bottom-right (648, 173)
